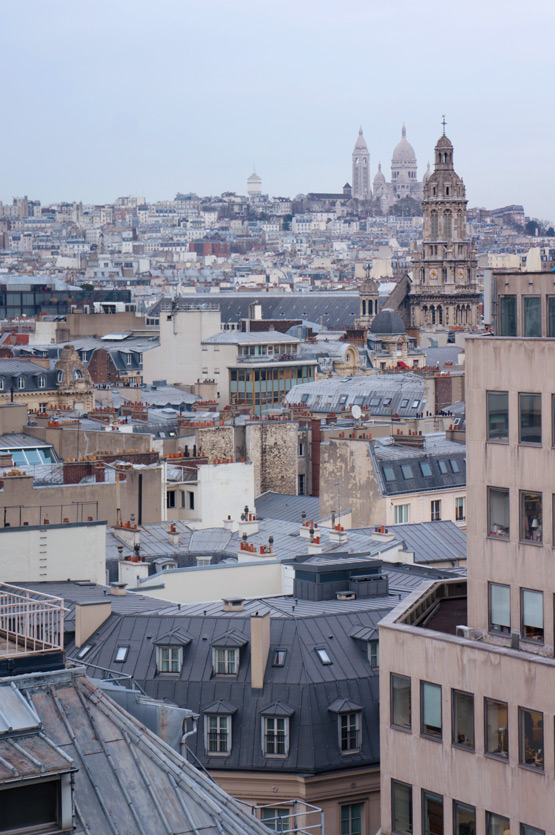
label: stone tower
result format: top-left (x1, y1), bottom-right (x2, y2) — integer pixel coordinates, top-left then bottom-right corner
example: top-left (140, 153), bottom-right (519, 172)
top-left (352, 127), bottom-right (370, 201)
top-left (357, 275), bottom-right (380, 329)
top-left (409, 127), bottom-right (480, 330)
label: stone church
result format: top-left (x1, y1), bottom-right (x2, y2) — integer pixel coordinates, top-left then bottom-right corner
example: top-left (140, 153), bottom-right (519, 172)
top-left (387, 129), bottom-right (481, 331)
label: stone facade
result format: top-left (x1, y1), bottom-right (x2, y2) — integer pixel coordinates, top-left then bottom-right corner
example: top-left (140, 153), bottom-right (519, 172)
top-left (246, 422), bottom-right (298, 497)
top-left (352, 127), bottom-right (371, 201)
top-left (54, 344), bottom-right (95, 409)
top-left (372, 126), bottom-right (423, 212)
top-left (408, 132), bottom-right (480, 330)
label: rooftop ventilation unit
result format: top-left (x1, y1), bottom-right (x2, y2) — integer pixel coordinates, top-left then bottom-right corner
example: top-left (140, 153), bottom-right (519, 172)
top-left (336, 591), bottom-right (356, 601)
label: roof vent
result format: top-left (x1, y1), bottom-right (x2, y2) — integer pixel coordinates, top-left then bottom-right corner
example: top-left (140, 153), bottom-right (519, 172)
top-left (336, 590), bottom-right (356, 601)
top-left (223, 598), bottom-right (244, 612)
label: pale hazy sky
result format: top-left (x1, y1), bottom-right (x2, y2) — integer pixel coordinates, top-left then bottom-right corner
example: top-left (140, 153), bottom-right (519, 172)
top-left (1, 0), bottom-right (554, 219)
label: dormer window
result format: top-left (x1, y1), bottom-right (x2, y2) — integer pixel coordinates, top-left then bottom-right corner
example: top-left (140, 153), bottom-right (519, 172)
top-left (0, 378), bottom-right (4, 391)
top-left (261, 702), bottom-right (294, 757)
top-left (328, 698), bottom-right (364, 755)
top-left (213, 648), bottom-right (238, 675)
top-left (56, 370), bottom-right (64, 384)
top-left (74, 368), bottom-right (83, 380)
top-left (157, 645), bottom-right (182, 673)
top-left (38, 375), bottom-right (46, 389)
top-left (17, 376), bottom-right (25, 389)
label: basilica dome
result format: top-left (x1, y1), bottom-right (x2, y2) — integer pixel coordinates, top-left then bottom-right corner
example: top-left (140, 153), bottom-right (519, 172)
top-left (391, 125), bottom-right (416, 164)
top-left (373, 163), bottom-right (386, 185)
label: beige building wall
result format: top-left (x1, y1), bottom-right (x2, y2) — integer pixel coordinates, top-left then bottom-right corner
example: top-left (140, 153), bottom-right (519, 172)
top-left (0, 521), bottom-right (106, 584)
top-left (386, 487), bottom-right (466, 528)
top-left (142, 307), bottom-right (221, 386)
top-left (137, 560), bottom-right (284, 603)
top-left (166, 462), bottom-right (255, 528)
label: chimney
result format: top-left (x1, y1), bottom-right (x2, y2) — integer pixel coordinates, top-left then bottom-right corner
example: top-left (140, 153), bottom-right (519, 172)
top-left (222, 598), bottom-right (244, 612)
top-left (110, 582), bottom-right (127, 596)
top-left (250, 612), bottom-right (271, 690)
top-left (168, 522), bottom-right (179, 546)
top-left (74, 600), bottom-right (111, 648)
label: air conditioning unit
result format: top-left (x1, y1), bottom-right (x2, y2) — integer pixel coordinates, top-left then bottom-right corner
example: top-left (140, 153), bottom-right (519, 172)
top-left (456, 625), bottom-right (471, 639)
top-left (511, 630), bottom-right (520, 651)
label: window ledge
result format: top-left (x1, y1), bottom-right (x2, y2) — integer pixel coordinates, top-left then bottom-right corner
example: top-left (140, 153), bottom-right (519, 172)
top-left (390, 724), bottom-right (412, 734)
top-left (420, 733), bottom-right (443, 743)
top-left (451, 742), bottom-right (475, 753)
top-left (484, 752), bottom-right (509, 763)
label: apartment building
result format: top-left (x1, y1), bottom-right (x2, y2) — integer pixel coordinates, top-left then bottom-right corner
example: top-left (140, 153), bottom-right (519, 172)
top-left (378, 272), bottom-right (555, 835)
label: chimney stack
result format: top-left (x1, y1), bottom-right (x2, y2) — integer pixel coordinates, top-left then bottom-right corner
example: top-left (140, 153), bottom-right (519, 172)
top-left (250, 612), bottom-right (271, 690)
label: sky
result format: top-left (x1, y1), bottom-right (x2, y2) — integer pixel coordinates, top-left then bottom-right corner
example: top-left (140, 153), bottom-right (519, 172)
top-left (1, 0), bottom-right (554, 220)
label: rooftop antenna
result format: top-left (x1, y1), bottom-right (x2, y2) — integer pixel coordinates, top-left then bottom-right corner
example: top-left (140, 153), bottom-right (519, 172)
top-left (442, 115), bottom-right (447, 136)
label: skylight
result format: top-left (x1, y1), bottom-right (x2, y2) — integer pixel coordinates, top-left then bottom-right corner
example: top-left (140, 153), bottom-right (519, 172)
top-left (315, 648), bottom-right (332, 665)
top-left (115, 646), bottom-right (129, 663)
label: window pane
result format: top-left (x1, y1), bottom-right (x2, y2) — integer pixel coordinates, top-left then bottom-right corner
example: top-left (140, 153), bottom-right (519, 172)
top-left (391, 674), bottom-right (411, 729)
top-left (391, 781), bottom-right (412, 835)
top-left (452, 690), bottom-right (474, 748)
top-left (422, 790), bottom-right (443, 835)
top-left (485, 699), bottom-right (509, 758)
top-left (488, 488), bottom-right (510, 538)
top-left (340, 803), bottom-right (362, 835)
top-left (521, 826), bottom-right (545, 835)
top-left (420, 461), bottom-right (432, 477)
top-left (520, 491), bottom-right (542, 543)
top-left (453, 801), bottom-right (476, 835)
top-left (262, 808), bottom-right (291, 834)
top-left (499, 295), bottom-right (516, 336)
top-left (489, 583), bottom-right (511, 633)
top-left (523, 297), bottom-right (541, 337)
top-left (455, 497), bottom-right (466, 522)
top-left (519, 707), bottom-right (543, 770)
top-left (519, 393), bottom-right (541, 444)
top-left (487, 812), bottom-right (510, 835)
top-left (395, 505), bottom-right (409, 524)
top-left (549, 297), bottom-right (555, 337)
top-left (421, 682), bottom-right (442, 738)
top-left (521, 589), bottom-right (543, 641)
top-left (487, 391), bottom-right (509, 441)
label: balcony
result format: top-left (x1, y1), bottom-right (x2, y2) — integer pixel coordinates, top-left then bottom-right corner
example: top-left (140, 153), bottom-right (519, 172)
top-left (0, 582), bottom-right (65, 676)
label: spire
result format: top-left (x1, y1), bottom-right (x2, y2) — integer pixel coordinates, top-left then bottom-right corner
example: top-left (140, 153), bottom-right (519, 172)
top-left (442, 115), bottom-right (447, 136)
top-left (359, 125), bottom-right (363, 135)
top-left (402, 123), bottom-right (406, 139)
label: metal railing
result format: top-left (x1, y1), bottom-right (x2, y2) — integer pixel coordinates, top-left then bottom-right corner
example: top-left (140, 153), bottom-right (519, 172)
top-left (241, 799), bottom-right (324, 835)
top-left (0, 583), bottom-right (64, 657)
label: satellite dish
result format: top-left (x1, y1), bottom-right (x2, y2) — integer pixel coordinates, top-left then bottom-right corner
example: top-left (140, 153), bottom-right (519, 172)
top-left (352, 404), bottom-right (362, 420)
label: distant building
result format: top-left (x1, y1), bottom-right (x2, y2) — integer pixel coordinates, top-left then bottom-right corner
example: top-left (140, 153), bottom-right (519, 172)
top-left (352, 127), bottom-right (371, 201)
top-left (372, 125), bottom-right (423, 212)
top-left (247, 170), bottom-right (262, 198)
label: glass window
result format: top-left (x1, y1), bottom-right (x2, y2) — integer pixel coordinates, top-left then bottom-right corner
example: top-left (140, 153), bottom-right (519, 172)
top-left (485, 698), bottom-right (509, 759)
top-left (25, 448), bottom-right (41, 465)
top-left (519, 393), bottom-right (541, 444)
top-left (422, 790), bottom-right (443, 835)
top-left (455, 497), bottom-right (466, 522)
top-left (368, 640), bottom-right (379, 668)
top-left (391, 674), bottom-right (411, 730)
top-left (421, 682), bottom-right (442, 739)
top-left (158, 646), bottom-right (181, 673)
top-left (431, 500), bottom-right (441, 521)
top-left (521, 589), bottom-right (543, 642)
top-left (452, 690), bottom-right (474, 749)
top-left (394, 504), bottom-right (410, 524)
top-left (261, 808), bottom-right (291, 833)
top-left (339, 712), bottom-right (361, 753)
top-left (263, 716), bottom-right (288, 755)
top-left (499, 295), bottom-right (517, 336)
top-left (488, 487), bottom-right (510, 538)
top-left (213, 648), bottom-right (238, 675)
top-left (520, 491), bottom-right (542, 543)
top-left (438, 460), bottom-right (448, 474)
top-left (521, 826), bottom-right (545, 835)
top-left (166, 491), bottom-right (176, 509)
top-left (548, 296), bottom-right (555, 337)
top-left (450, 459), bottom-right (460, 473)
top-left (523, 296), bottom-right (541, 337)
top-left (412, 400), bottom-right (420, 409)
top-left (206, 715), bottom-right (231, 755)
top-left (487, 391), bottom-right (509, 441)
top-left (316, 648), bottom-right (332, 664)
top-left (401, 464), bottom-right (414, 479)
top-left (453, 802), bottom-right (476, 835)
top-left (486, 812), bottom-right (510, 835)
top-left (391, 781), bottom-right (412, 835)
top-left (383, 467), bottom-right (396, 482)
top-left (519, 707), bottom-right (543, 770)
top-left (273, 650), bottom-right (286, 666)
top-left (489, 583), bottom-right (511, 634)
top-left (114, 646), bottom-right (128, 663)
top-left (340, 803), bottom-right (362, 835)
top-left (420, 461), bottom-right (432, 477)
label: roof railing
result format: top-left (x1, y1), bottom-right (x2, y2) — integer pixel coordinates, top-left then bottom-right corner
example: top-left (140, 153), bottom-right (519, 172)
top-left (0, 582), bottom-right (64, 657)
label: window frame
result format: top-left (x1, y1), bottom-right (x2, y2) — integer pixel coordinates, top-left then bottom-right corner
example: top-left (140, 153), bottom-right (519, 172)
top-left (339, 711), bottom-right (362, 754)
top-left (518, 392), bottom-right (542, 445)
top-left (394, 504), bottom-right (410, 524)
top-left (391, 779), bottom-right (412, 835)
top-left (451, 689), bottom-right (475, 751)
top-left (523, 295), bottom-right (542, 337)
top-left (453, 801), bottom-right (476, 835)
top-left (420, 680), bottom-right (442, 741)
top-left (213, 647), bottom-right (239, 675)
top-left (390, 673), bottom-right (411, 731)
top-left (488, 582), bottom-right (511, 635)
top-left (455, 496), bottom-right (466, 522)
top-left (486, 811), bottom-right (510, 835)
top-left (520, 588), bottom-right (544, 643)
top-left (157, 645), bottom-right (183, 674)
top-left (421, 790), bottom-right (443, 835)
top-left (205, 713), bottom-right (232, 756)
top-left (487, 486), bottom-right (510, 540)
top-left (368, 640), bottom-right (379, 669)
top-left (518, 706), bottom-right (544, 772)
top-left (519, 490), bottom-right (542, 544)
top-left (114, 646), bottom-right (129, 663)
top-left (431, 499), bottom-right (441, 522)
top-left (486, 390), bottom-right (509, 443)
top-left (484, 697), bottom-right (509, 760)
top-left (262, 715), bottom-right (289, 757)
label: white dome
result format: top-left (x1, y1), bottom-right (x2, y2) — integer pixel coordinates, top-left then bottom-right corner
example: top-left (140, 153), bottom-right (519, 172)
top-left (373, 163), bottom-right (386, 184)
top-left (392, 125), bottom-right (416, 164)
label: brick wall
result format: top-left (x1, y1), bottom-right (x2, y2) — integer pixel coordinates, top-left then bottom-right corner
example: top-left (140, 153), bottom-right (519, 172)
top-left (246, 421), bottom-right (297, 497)
top-left (88, 348), bottom-right (120, 384)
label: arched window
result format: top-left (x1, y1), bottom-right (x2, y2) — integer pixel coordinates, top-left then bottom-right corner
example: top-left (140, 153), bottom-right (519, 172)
top-left (0, 378), bottom-right (4, 391)
top-left (444, 211), bottom-right (452, 239)
top-left (368, 299), bottom-right (373, 315)
top-left (56, 370), bottom-right (64, 384)
top-left (362, 300), bottom-right (366, 316)
top-left (431, 306), bottom-right (436, 324)
top-left (438, 306), bottom-right (443, 325)
top-left (74, 369), bottom-right (83, 380)
top-left (431, 211), bottom-right (439, 238)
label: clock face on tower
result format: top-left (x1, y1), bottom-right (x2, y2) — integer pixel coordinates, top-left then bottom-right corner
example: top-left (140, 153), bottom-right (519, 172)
top-left (457, 268), bottom-right (464, 278)
top-left (429, 268), bottom-right (438, 280)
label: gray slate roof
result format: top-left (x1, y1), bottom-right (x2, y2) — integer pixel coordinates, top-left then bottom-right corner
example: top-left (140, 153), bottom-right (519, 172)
top-left (285, 373), bottom-right (426, 416)
top-left (371, 433), bottom-right (466, 496)
top-left (364, 520), bottom-right (466, 564)
top-left (255, 492), bottom-right (320, 523)
top-left (13, 667), bottom-right (269, 834)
